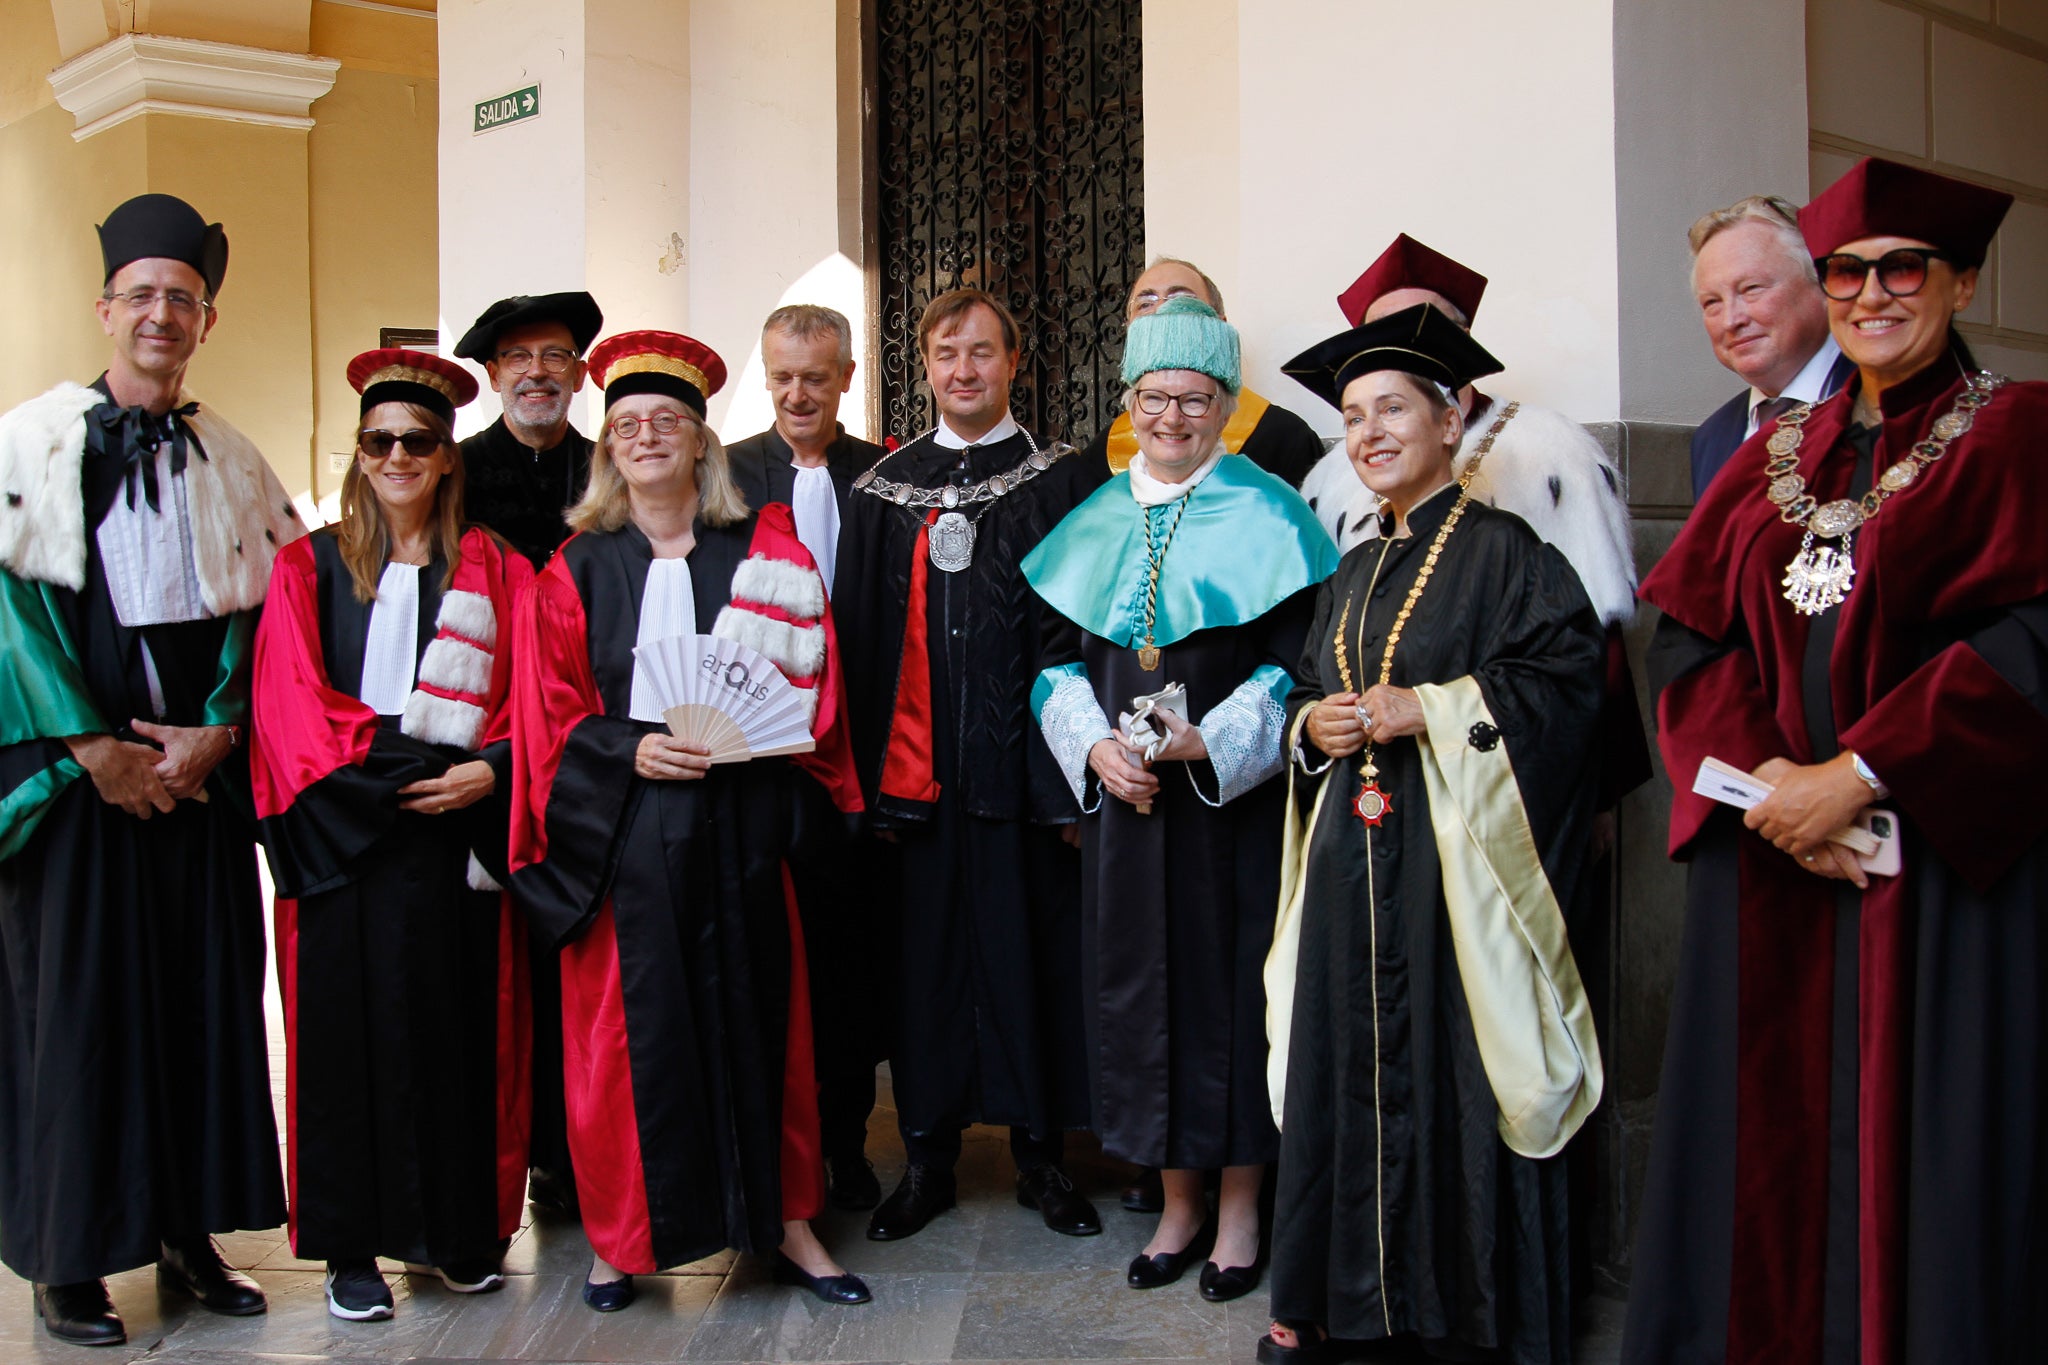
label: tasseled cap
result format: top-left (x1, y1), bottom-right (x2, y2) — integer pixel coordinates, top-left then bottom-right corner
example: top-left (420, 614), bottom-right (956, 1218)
top-left (587, 330), bottom-right (727, 415)
top-left (1798, 156), bottom-right (2013, 267)
top-left (1282, 303), bottom-right (1504, 412)
top-left (1120, 296), bottom-right (1242, 393)
top-left (347, 348), bottom-right (480, 423)
top-left (452, 290), bottom-right (605, 362)
top-left (98, 193), bottom-right (229, 298)
top-left (1337, 233), bottom-right (1488, 328)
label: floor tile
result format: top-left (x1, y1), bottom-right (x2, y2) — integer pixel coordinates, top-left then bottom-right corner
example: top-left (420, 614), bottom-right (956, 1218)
top-left (682, 1263), bottom-right (970, 1362)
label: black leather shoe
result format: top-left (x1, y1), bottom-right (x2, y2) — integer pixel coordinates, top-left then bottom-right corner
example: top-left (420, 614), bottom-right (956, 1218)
top-left (34, 1281), bottom-right (125, 1347)
top-left (581, 1274), bottom-right (635, 1312)
top-left (528, 1166), bottom-right (580, 1217)
top-left (826, 1154), bottom-right (881, 1211)
top-left (1126, 1242), bottom-right (1206, 1289)
top-left (866, 1164), bottom-right (956, 1240)
top-left (157, 1236), bottom-right (267, 1315)
top-left (771, 1251), bottom-right (872, 1305)
top-left (1199, 1258), bottom-right (1263, 1302)
top-left (1120, 1166), bottom-right (1164, 1213)
top-left (1015, 1163), bottom-right (1102, 1236)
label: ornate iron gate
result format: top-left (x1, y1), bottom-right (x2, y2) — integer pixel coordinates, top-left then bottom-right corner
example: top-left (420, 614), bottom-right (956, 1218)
top-left (869, 0), bottom-right (1144, 445)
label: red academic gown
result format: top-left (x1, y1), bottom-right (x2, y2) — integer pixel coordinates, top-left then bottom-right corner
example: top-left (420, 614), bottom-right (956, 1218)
top-left (509, 504), bottom-right (860, 1273)
top-left (1622, 362), bottom-right (2048, 1365)
top-left (251, 526), bottom-right (533, 1262)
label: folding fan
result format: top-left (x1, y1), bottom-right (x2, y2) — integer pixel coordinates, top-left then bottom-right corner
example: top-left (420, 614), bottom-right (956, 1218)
top-left (631, 634), bottom-right (817, 763)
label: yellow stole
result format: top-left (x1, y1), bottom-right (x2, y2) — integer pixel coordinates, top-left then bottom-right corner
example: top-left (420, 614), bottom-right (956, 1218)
top-left (1105, 386), bottom-right (1273, 473)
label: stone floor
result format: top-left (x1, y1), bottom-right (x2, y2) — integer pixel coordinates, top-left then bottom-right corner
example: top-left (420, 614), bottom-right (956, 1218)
top-left (0, 885), bottom-right (1628, 1363)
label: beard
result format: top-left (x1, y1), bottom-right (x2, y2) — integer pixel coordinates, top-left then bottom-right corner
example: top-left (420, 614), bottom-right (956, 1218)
top-left (504, 378), bottom-right (570, 435)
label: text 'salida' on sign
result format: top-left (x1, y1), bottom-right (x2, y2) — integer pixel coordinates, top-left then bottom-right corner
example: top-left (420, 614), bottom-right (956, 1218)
top-left (474, 84), bottom-right (541, 135)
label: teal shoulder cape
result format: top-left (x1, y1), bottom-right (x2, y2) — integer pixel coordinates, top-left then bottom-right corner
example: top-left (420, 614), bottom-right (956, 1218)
top-left (1022, 455), bottom-right (1339, 648)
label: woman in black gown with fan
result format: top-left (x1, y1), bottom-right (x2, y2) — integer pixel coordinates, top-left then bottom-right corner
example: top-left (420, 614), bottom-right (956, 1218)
top-left (508, 330), bottom-right (868, 1310)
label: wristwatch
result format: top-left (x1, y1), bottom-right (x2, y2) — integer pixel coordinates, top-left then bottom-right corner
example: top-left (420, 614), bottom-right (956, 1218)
top-left (1849, 751), bottom-right (1889, 800)
top-left (220, 723), bottom-right (243, 749)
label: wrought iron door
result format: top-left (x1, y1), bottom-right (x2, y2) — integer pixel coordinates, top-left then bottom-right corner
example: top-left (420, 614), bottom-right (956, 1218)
top-left (870, 0), bottom-right (1144, 444)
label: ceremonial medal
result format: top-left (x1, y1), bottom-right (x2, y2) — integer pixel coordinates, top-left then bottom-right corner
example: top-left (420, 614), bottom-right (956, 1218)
top-left (1782, 530), bottom-right (1856, 615)
top-left (929, 510), bottom-right (975, 572)
top-left (1353, 778), bottom-right (1391, 826)
top-left (1138, 644), bottom-right (1161, 671)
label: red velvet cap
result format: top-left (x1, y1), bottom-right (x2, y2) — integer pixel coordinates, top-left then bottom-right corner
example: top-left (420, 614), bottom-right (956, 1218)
top-left (346, 347), bottom-right (478, 421)
top-left (1798, 157), bottom-right (2012, 267)
top-left (1338, 234), bottom-right (1489, 328)
top-left (587, 330), bottom-right (728, 415)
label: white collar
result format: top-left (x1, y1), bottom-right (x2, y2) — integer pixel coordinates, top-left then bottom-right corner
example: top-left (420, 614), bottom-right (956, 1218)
top-left (931, 410), bottom-right (1021, 449)
top-left (1750, 335), bottom-right (1844, 418)
top-left (1128, 446), bottom-right (1224, 507)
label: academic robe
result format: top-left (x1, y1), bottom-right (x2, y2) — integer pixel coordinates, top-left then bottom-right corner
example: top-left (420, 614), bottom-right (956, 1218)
top-left (1025, 455), bottom-right (1337, 1169)
top-left (1623, 364), bottom-right (2048, 1365)
top-left (1267, 488), bottom-right (1604, 1365)
top-left (836, 426), bottom-right (1095, 1141)
top-left (0, 382), bottom-right (297, 1285)
top-left (1079, 386), bottom-right (1326, 491)
top-left (250, 526), bottom-right (532, 1264)
top-left (509, 505), bottom-right (860, 1273)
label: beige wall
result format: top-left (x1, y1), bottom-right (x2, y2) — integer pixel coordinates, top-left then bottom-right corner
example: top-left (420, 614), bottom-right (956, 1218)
top-left (1808, 0), bottom-right (2048, 381)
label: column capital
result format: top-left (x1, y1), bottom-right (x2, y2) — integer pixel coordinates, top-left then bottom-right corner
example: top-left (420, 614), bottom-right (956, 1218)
top-left (48, 33), bottom-right (341, 142)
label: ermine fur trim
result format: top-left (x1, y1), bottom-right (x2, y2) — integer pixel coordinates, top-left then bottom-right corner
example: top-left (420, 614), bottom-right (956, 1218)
top-left (731, 554), bottom-right (826, 618)
top-left (0, 384), bottom-right (101, 588)
top-left (402, 690), bottom-right (489, 749)
top-left (712, 604), bottom-right (827, 681)
top-left (418, 634), bottom-right (494, 698)
top-left (435, 588), bottom-right (497, 649)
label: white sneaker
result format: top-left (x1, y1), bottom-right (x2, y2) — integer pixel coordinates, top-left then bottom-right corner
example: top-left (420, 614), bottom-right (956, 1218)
top-left (403, 1260), bottom-right (505, 1294)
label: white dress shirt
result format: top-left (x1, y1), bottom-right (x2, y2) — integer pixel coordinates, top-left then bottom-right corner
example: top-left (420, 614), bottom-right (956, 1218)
top-left (1745, 335), bottom-right (1845, 439)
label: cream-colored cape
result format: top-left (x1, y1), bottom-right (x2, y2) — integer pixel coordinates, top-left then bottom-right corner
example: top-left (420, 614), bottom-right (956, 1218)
top-left (1264, 678), bottom-right (1602, 1159)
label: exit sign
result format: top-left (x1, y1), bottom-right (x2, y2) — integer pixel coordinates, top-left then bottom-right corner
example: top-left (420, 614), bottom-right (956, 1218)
top-left (473, 84), bottom-right (540, 134)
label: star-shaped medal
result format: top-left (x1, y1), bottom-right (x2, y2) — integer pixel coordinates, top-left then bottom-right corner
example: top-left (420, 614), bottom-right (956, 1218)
top-left (1353, 780), bottom-right (1391, 827)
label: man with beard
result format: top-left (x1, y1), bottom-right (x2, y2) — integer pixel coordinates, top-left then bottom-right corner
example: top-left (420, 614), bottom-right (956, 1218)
top-left (726, 305), bottom-right (889, 1212)
top-left (455, 291), bottom-right (603, 567)
top-left (837, 288), bottom-right (1100, 1243)
top-left (454, 290), bottom-right (603, 1218)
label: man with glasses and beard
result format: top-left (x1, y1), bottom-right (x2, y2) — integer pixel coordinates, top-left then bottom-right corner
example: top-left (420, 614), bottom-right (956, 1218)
top-left (453, 290), bottom-right (603, 1220)
top-left (454, 291), bottom-right (604, 568)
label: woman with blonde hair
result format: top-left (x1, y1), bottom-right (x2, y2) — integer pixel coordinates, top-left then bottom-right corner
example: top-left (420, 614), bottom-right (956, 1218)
top-left (251, 348), bottom-right (533, 1322)
top-left (509, 330), bottom-right (871, 1310)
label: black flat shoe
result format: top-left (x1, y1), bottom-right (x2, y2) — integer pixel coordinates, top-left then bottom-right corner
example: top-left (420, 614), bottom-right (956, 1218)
top-left (1126, 1241), bottom-right (1206, 1289)
top-left (1120, 1166), bottom-right (1164, 1213)
top-left (528, 1166), bottom-right (580, 1217)
top-left (1015, 1162), bottom-right (1102, 1236)
top-left (1198, 1258), bottom-right (1262, 1302)
top-left (771, 1251), bottom-right (872, 1305)
top-left (582, 1274), bottom-right (635, 1312)
top-left (158, 1236), bottom-right (267, 1315)
top-left (866, 1163), bottom-right (956, 1241)
top-left (34, 1280), bottom-right (125, 1347)
top-left (826, 1154), bottom-right (882, 1211)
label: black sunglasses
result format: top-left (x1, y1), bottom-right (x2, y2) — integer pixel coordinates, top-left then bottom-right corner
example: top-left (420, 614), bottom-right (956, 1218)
top-left (1815, 247), bottom-right (1957, 301)
top-left (358, 428), bottom-right (445, 458)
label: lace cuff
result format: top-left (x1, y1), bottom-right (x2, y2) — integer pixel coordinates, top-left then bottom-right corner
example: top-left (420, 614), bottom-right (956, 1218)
top-left (1193, 664), bottom-right (1291, 806)
top-left (1031, 664), bottom-right (1112, 807)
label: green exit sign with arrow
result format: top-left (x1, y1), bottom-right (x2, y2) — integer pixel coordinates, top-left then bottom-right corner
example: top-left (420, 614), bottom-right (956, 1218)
top-left (474, 84), bottom-right (540, 134)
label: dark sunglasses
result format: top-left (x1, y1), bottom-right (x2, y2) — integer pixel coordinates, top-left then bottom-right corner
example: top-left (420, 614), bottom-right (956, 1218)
top-left (358, 428), bottom-right (445, 458)
top-left (1816, 247), bottom-right (1956, 301)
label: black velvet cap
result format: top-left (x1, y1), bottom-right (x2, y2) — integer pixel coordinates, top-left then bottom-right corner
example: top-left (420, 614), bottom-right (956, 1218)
top-left (453, 292), bottom-right (605, 362)
top-left (98, 194), bottom-right (228, 297)
top-left (1281, 303), bottom-right (1504, 411)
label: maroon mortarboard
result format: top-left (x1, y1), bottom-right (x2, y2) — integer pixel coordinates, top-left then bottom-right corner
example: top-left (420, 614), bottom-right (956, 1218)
top-left (1337, 234), bottom-right (1489, 328)
top-left (1798, 157), bottom-right (2012, 267)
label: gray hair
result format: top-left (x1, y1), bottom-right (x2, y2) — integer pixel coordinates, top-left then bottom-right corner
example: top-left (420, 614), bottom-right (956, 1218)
top-left (1687, 194), bottom-right (1817, 287)
top-left (762, 303), bottom-right (854, 368)
top-left (569, 406), bottom-right (749, 533)
top-left (1130, 256), bottom-right (1227, 320)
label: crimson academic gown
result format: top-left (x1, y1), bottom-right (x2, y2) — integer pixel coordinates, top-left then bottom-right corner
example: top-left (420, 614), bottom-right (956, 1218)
top-left (1623, 363), bottom-right (2048, 1365)
top-left (250, 527), bottom-right (532, 1264)
top-left (508, 505), bottom-right (860, 1272)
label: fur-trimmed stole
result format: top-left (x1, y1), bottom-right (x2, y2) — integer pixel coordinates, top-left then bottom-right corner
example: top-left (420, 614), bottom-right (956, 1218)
top-left (395, 549), bottom-right (505, 891)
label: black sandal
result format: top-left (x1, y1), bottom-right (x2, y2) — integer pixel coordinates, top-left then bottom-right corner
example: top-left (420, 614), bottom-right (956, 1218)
top-left (1256, 1319), bottom-right (1332, 1364)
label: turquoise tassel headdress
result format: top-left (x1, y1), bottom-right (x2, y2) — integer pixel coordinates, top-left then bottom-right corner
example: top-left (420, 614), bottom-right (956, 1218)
top-left (1119, 296), bottom-right (1241, 393)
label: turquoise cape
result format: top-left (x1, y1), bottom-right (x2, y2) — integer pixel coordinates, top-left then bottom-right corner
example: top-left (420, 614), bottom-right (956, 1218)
top-left (1022, 455), bottom-right (1338, 648)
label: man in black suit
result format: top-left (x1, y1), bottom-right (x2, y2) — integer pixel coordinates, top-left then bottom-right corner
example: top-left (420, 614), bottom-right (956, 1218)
top-left (726, 304), bottom-right (889, 1211)
top-left (1687, 195), bottom-right (1854, 497)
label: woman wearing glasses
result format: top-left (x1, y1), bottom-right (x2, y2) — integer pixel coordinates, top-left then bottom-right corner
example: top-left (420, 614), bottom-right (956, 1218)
top-left (1024, 298), bottom-right (1337, 1300)
top-left (250, 349), bottom-right (533, 1321)
top-left (1624, 159), bottom-right (2048, 1364)
top-left (508, 331), bottom-right (870, 1311)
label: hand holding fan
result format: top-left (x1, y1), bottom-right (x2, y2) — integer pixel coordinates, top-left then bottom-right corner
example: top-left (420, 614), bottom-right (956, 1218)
top-left (632, 634), bottom-right (817, 763)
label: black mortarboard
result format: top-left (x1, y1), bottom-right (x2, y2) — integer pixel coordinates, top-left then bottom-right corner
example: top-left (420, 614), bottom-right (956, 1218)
top-left (453, 292), bottom-right (605, 362)
top-left (98, 193), bottom-right (229, 298)
top-left (1281, 303), bottom-right (1504, 412)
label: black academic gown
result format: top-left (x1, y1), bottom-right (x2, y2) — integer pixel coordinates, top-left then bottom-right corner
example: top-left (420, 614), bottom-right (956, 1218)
top-left (0, 398), bottom-right (284, 1285)
top-left (836, 427), bottom-right (1094, 1142)
top-left (1271, 490), bottom-right (1603, 1365)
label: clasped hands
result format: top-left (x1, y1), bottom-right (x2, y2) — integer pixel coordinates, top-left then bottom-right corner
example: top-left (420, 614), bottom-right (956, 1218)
top-left (65, 719), bottom-right (233, 818)
top-left (1305, 685), bottom-right (1425, 757)
top-left (1744, 753), bottom-right (1875, 889)
top-left (1088, 709), bottom-right (1207, 808)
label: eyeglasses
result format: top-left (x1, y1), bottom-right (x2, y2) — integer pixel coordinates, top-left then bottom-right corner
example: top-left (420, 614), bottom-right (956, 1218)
top-left (1132, 388), bottom-right (1217, 418)
top-left (358, 429), bottom-right (445, 458)
top-left (1129, 285), bottom-right (1202, 315)
top-left (609, 409), bottom-right (688, 440)
top-left (104, 288), bottom-right (210, 317)
top-left (1816, 248), bottom-right (1956, 301)
top-left (495, 346), bottom-right (579, 374)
